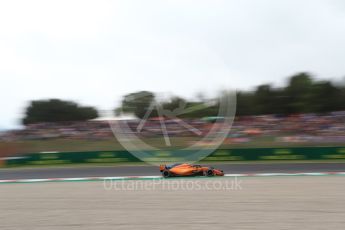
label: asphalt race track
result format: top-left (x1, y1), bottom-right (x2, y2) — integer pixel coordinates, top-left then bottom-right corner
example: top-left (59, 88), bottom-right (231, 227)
top-left (1, 162), bottom-right (345, 180)
top-left (1, 176), bottom-right (345, 229)
top-left (1, 163), bottom-right (345, 229)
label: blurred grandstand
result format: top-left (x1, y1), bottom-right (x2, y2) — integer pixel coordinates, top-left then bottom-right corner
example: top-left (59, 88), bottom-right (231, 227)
top-left (1, 73), bottom-right (345, 155)
top-left (1, 111), bottom-right (345, 145)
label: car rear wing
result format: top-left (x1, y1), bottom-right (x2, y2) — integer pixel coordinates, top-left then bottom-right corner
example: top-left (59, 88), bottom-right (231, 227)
top-left (159, 165), bottom-right (166, 172)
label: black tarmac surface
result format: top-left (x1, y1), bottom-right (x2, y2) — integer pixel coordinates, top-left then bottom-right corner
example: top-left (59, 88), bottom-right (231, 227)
top-left (1, 162), bottom-right (345, 180)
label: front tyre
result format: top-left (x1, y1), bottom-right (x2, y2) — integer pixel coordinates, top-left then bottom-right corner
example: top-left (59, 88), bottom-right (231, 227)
top-left (162, 170), bottom-right (171, 178)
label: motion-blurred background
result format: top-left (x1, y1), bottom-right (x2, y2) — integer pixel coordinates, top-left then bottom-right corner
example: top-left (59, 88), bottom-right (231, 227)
top-left (1, 1), bottom-right (345, 160)
top-left (1, 72), bottom-right (345, 157)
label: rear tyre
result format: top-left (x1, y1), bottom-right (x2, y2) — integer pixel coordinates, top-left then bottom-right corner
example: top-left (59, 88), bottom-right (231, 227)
top-left (203, 169), bottom-right (214, 177)
top-left (205, 169), bottom-right (214, 177)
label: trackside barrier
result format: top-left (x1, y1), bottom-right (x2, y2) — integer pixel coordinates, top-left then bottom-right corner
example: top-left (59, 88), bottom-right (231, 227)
top-left (4, 151), bottom-right (142, 167)
top-left (203, 147), bottom-right (345, 161)
top-left (4, 146), bottom-right (345, 167)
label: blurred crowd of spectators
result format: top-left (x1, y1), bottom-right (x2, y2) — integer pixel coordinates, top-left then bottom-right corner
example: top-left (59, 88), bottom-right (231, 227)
top-left (0, 122), bottom-right (113, 141)
top-left (231, 111), bottom-right (345, 143)
top-left (1, 111), bottom-right (345, 144)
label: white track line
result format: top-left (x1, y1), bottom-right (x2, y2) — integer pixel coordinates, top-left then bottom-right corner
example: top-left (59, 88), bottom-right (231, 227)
top-left (1, 172), bottom-right (345, 184)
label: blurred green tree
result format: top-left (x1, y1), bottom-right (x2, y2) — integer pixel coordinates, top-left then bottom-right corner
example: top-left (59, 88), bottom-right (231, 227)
top-left (236, 91), bottom-right (255, 116)
top-left (285, 72), bottom-right (313, 113)
top-left (116, 72), bottom-right (345, 118)
top-left (23, 99), bottom-right (98, 125)
top-left (310, 81), bottom-right (341, 113)
top-left (119, 91), bottom-right (157, 118)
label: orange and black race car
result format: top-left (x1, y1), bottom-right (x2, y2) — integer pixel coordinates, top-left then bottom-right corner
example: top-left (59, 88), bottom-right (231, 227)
top-left (159, 163), bottom-right (224, 178)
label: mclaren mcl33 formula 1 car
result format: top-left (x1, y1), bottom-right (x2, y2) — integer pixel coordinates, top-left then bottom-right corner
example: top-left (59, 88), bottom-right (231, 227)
top-left (159, 163), bottom-right (224, 178)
